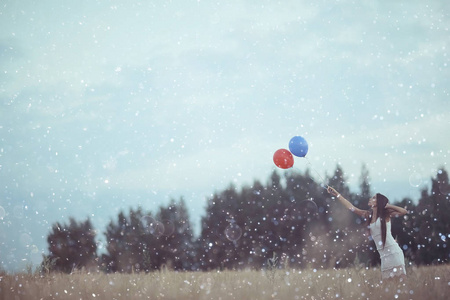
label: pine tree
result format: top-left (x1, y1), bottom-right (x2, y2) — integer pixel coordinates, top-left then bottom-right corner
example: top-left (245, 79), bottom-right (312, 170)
top-left (44, 218), bottom-right (97, 273)
top-left (284, 169), bottom-right (324, 268)
top-left (414, 167), bottom-right (450, 264)
top-left (156, 198), bottom-right (196, 270)
top-left (101, 208), bottom-right (154, 273)
top-left (199, 184), bottom-right (244, 270)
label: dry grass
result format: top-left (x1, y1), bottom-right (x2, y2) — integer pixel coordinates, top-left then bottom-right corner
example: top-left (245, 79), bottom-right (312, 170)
top-left (0, 264), bottom-right (448, 300)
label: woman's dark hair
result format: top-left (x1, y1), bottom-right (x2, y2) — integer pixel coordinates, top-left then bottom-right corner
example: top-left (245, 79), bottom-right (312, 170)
top-left (376, 193), bottom-right (389, 248)
top-left (365, 193), bottom-right (389, 248)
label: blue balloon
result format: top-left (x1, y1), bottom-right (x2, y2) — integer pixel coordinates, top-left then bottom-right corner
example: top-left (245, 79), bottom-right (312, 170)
top-left (289, 136), bottom-right (309, 157)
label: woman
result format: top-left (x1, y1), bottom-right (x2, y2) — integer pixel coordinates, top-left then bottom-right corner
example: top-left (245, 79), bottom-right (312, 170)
top-left (327, 186), bottom-right (408, 280)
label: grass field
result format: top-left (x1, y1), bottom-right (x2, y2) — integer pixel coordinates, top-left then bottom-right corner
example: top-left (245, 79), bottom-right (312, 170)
top-left (1, 264), bottom-right (448, 300)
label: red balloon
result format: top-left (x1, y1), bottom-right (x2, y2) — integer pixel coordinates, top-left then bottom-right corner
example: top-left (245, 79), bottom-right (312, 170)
top-left (273, 149), bottom-right (294, 169)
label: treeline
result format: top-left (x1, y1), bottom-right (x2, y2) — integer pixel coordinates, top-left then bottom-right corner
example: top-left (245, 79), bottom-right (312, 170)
top-left (42, 165), bottom-right (450, 273)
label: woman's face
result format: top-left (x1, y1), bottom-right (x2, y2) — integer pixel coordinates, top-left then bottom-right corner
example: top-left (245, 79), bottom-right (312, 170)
top-left (368, 195), bottom-right (377, 208)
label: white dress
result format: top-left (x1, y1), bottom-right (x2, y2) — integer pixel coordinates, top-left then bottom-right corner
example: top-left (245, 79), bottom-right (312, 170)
top-left (369, 218), bottom-right (406, 279)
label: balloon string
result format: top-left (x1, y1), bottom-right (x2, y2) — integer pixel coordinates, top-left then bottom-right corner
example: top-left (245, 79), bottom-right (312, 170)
top-left (304, 157), bottom-right (329, 188)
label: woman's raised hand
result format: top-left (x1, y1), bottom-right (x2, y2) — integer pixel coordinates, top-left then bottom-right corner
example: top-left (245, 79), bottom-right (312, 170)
top-left (327, 186), bottom-right (339, 197)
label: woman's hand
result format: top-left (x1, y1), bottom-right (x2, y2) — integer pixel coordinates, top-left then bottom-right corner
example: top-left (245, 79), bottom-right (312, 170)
top-left (327, 186), bottom-right (366, 217)
top-left (327, 186), bottom-right (339, 197)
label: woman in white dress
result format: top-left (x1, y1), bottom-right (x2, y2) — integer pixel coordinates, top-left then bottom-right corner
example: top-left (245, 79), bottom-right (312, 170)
top-left (327, 186), bottom-right (408, 280)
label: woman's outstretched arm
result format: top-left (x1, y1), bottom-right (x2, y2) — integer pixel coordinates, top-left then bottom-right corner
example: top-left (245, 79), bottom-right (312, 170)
top-left (327, 186), bottom-right (367, 218)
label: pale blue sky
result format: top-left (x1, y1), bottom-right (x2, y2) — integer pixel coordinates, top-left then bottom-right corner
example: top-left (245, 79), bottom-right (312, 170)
top-left (1, 0), bottom-right (449, 271)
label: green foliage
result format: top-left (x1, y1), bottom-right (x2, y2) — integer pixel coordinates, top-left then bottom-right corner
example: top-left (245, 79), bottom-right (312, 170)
top-left (43, 165), bottom-right (450, 273)
top-left (413, 167), bottom-right (450, 265)
top-left (101, 208), bottom-right (149, 273)
top-left (100, 199), bottom-right (196, 273)
top-left (45, 217), bottom-right (97, 273)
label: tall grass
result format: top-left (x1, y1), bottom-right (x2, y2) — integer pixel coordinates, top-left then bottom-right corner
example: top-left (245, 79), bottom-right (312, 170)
top-left (0, 264), bottom-right (448, 299)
